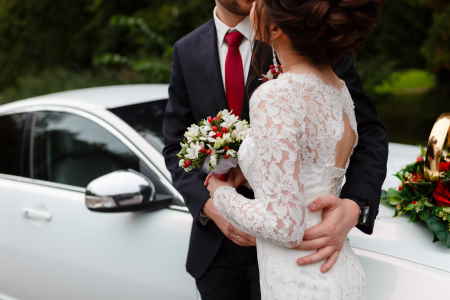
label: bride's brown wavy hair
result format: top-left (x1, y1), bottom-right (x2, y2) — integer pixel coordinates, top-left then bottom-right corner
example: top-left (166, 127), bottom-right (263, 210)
top-left (253, 0), bottom-right (383, 65)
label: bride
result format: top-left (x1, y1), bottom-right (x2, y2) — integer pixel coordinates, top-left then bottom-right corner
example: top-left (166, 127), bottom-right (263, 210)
top-left (205, 0), bottom-right (383, 299)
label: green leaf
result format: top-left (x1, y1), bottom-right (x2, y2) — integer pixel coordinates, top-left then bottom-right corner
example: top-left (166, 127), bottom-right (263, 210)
top-left (381, 189), bottom-right (401, 206)
top-left (422, 215), bottom-right (450, 248)
top-left (424, 200), bottom-right (434, 207)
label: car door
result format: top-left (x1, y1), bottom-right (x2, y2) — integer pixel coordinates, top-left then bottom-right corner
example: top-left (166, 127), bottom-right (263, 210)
top-left (0, 112), bottom-right (33, 300)
top-left (0, 108), bottom-right (196, 300)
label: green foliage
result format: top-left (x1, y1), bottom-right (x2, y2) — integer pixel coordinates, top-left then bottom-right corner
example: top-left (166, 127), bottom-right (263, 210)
top-left (374, 69), bottom-right (437, 95)
top-left (0, 1), bottom-right (151, 89)
top-left (0, 0), bottom-right (213, 101)
top-left (422, 5), bottom-right (450, 71)
top-left (382, 154), bottom-right (450, 248)
top-left (0, 0), bottom-right (449, 124)
top-left (92, 0), bottom-right (213, 83)
top-left (358, 0), bottom-right (432, 93)
top-left (93, 16), bottom-right (172, 83)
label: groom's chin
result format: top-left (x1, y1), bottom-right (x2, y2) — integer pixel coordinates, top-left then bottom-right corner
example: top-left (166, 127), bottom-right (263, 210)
top-left (237, 0), bottom-right (254, 15)
top-left (219, 0), bottom-right (253, 16)
top-left (237, 0), bottom-right (255, 16)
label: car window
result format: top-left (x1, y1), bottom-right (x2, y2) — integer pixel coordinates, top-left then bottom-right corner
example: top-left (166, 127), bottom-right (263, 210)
top-left (0, 113), bottom-right (28, 177)
top-left (109, 99), bottom-right (166, 153)
top-left (30, 110), bottom-right (173, 200)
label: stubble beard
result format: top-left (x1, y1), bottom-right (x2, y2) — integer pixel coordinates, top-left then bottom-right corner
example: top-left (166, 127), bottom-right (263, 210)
top-left (218, 0), bottom-right (251, 17)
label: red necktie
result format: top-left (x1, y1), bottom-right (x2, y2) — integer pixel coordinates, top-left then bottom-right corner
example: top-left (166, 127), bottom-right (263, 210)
top-left (224, 31), bottom-right (245, 117)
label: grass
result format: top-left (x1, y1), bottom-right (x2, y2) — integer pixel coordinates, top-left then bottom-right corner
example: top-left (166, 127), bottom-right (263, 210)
top-left (374, 69), bottom-right (437, 96)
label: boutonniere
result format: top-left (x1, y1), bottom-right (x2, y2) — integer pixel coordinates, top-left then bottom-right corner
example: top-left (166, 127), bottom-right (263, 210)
top-left (260, 64), bottom-right (283, 82)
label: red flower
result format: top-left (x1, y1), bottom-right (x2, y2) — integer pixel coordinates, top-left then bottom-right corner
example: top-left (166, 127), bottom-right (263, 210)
top-left (433, 181), bottom-right (450, 207)
top-left (224, 146), bottom-right (230, 151)
top-left (411, 173), bottom-right (423, 182)
top-left (416, 156), bottom-right (424, 163)
top-left (221, 127), bottom-right (228, 133)
top-left (183, 160), bottom-right (192, 168)
top-left (215, 132), bottom-right (223, 138)
top-left (211, 126), bottom-right (218, 132)
top-left (200, 148), bottom-right (208, 154)
top-left (411, 201), bottom-right (417, 205)
top-left (439, 161), bottom-right (450, 172)
top-left (224, 154), bottom-right (230, 159)
top-left (207, 117), bottom-right (213, 123)
top-left (206, 149), bottom-right (212, 155)
top-left (398, 185), bottom-right (404, 191)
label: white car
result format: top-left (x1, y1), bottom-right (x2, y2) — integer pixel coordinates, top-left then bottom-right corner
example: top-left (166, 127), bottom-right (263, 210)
top-left (0, 85), bottom-right (448, 300)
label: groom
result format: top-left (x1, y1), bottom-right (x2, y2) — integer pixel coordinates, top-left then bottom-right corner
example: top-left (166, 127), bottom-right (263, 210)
top-left (163, 0), bottom-right (388, 299)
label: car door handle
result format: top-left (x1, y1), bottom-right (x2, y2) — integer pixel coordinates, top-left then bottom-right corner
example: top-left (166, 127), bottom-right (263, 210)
top-left (23, 208), bottom-right (53, 222)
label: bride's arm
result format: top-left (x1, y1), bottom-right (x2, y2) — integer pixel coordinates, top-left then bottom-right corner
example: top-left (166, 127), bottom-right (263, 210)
top-left (211, 84), bottom-right (307, 248)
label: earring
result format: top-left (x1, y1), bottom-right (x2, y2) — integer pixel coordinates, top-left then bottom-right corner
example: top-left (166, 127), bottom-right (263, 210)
top-left (271, 45), bottom-right (282, 77)
top-left (272, 45), bottom-right (279, 69)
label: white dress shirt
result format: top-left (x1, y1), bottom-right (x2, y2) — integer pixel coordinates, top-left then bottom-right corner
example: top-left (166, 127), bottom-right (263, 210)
top-left (213, 7), bottom-right (253, 90)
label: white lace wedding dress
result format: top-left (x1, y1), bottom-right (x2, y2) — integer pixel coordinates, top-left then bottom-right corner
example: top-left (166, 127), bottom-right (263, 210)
top-left (213, 72), bottom-right (366, 299)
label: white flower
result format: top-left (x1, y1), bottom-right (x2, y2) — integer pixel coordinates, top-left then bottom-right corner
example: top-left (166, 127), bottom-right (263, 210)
top-left (185, 142), bottom-right (203, 160)
top-left (227, 149), bottom-right (237, 157)
top-left (200, 124), bottom-right (211, 136)
top-left (222, 133), bottom-right (232, 143)
top-left (214, 138), bottom-right (225, 149)
top-left (232, 121), bottom-right (250, 140)
top-left (221, 111), bottom-right (239, 128)
top-left (185, 124), bottom-right (200, 142)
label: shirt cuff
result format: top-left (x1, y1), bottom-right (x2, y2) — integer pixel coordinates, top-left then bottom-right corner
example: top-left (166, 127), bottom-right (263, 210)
top-left (198, 210), bottom-right (210, 226)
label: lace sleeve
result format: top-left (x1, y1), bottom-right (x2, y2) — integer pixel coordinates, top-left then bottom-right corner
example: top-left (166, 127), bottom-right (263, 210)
top-left (213, 81), bottom-right (306, 248)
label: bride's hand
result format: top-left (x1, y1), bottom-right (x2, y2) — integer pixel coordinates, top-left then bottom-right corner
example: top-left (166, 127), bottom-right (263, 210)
top-left (204, 174), bottom-right (233, 196)
top-left (228, 166), bottom-right (247, 188)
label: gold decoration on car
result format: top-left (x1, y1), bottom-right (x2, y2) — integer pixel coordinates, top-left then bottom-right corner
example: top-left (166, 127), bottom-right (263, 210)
top-left (424, 113), bottom-right (450, 181)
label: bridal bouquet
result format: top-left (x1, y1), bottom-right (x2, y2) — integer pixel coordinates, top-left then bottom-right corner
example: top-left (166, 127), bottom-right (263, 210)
top-left (177, 109), bottom-right (249, 177)
top-left (382, 148), bottom-right (450, 248)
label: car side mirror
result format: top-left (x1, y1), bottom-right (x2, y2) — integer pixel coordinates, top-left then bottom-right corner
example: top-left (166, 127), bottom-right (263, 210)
top-left (85, 170), bottom-right (169, 213)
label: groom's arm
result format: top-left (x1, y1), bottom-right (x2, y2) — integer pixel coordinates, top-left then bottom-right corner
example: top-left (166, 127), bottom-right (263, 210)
top-left (162, 44), bottom-right (210, 224)
top-left (163, 44), bottom-right (256, 246)
top-left (336, 55), bottom-right (389, 234)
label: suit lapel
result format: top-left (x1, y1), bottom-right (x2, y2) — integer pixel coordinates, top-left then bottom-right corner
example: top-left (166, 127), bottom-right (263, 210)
top-left (242, 41), bottom-right (273, 121)
top-left (198, 21), bottom-right (228, 114)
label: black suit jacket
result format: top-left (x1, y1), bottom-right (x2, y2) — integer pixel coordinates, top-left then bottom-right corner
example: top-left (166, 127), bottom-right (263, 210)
top-left (163, 20), bottom-right (388, 279)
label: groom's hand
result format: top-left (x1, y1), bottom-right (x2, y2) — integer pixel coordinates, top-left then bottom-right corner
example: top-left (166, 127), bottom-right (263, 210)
top-left (295, 195), bottom-right (360, 273)
top-left (203, 198), bottom-right (256, 247)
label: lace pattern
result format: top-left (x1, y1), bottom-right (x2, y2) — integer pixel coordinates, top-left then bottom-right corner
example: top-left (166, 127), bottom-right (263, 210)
top-left (212, 72), bottom-right (365, 299)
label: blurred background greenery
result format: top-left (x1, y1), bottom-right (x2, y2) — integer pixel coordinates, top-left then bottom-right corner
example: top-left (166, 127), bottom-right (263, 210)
top-left (0, 0), bottom-right (448, 144)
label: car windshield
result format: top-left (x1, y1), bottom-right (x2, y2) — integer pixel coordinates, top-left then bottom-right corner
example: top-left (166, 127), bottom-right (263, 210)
top-left (109, 99), bottom-right (166, 153)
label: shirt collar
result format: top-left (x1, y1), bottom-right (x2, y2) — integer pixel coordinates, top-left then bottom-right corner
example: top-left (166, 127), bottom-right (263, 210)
top-left (213, 7), bottom-right (252, 46)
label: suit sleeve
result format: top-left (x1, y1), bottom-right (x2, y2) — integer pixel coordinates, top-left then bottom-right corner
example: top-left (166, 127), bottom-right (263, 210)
top-left (162, 44), bottom-right (209, 224)
top-left (336, 55), bottom-right (389, 234)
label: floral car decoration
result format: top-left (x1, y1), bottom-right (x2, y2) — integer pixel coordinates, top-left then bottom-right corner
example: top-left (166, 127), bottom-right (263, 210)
top-left (383, 113), bottom-right (450, 248)
top-left (382, 152), bottom-right (450, 247)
